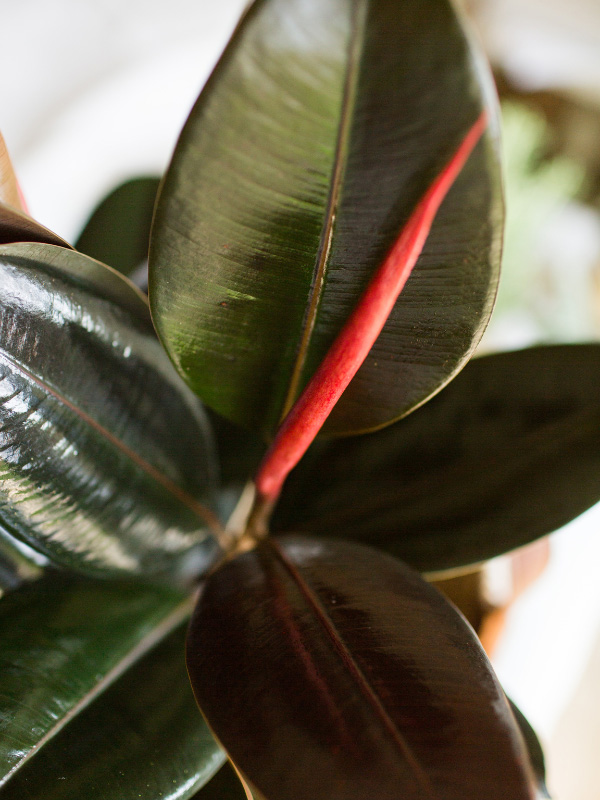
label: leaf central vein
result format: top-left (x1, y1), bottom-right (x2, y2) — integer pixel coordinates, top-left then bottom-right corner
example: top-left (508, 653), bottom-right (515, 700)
top-left (0, 350), bottom-right (224, 539)
top-left (279, 0), bottom-right (368, 421)
top-left (269, 539), bottom-right (439, 800)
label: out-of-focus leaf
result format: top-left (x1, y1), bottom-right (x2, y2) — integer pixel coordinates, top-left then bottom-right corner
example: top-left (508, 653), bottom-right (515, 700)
top-left (206, 408), bottom-right (266, 521)
top-left (150, 0), bottom-right (502, 438)
top-left (206, 409), bottom-right (265, 490)
top-left (0, 614), bottom-right (224, 800)
top-left (273, 345), bottom-right (600, 572)
top-left (0, 242), bottom-right (220, 579)
top-left (0, 573), bottom-right (196, 787)
top-left (0, 133), bottom-right (23, 212)
top-left (0, 203), bottom-right (71, 248)
top-left (75, 176), bottom-right (160, 287)
top-left (187, 535), bottom-right (535, 800)
top-left (509, 699), bottom-right (551, 798)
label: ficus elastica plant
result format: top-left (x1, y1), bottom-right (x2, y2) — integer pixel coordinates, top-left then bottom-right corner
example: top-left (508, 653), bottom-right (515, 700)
top-left (0, 1), bottom-right (595, 798)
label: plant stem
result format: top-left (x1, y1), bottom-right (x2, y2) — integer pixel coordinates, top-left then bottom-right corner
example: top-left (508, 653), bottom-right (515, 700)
top-left (254, 112), bottom-right (488, 505)
top-left (220, 481), bottom-right (273, 559)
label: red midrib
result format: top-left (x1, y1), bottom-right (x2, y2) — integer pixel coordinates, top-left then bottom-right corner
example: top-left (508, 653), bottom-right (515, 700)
top-left (270, 538), bottom-right (438, 799)
top-left (255, 112), bottom-right (488, 502)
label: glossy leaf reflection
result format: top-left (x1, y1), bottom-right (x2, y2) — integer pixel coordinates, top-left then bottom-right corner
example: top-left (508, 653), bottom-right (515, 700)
top-left (187, 536), bottom-right (535, 800)
top-left (150, 0), bottom-right (502, 437)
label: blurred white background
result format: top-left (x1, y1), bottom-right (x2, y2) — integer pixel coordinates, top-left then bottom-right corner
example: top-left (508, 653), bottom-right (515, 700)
top-left (1, 0), bottom-right (248, 237)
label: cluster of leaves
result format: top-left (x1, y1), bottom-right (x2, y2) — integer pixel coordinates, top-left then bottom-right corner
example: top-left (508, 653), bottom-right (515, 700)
top-left (0, 0), bottom-right (597, 798)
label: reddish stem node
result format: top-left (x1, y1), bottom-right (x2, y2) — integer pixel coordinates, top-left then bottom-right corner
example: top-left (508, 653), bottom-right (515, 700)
top-left (255, 112), bottom-right (488, 504)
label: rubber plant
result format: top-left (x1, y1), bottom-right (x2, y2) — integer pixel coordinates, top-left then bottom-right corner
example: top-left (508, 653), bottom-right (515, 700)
top-left (1, 0), bottom-right (596, 797)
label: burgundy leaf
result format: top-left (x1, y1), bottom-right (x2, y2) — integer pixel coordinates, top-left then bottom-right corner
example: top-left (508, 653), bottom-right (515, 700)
top-left (187, 536), bottom-right (535, 800)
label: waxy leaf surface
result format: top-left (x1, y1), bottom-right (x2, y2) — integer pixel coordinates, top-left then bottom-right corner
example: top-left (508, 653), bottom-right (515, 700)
top-left (187, 536), bottom-right (534, 800)
top-left (0, 242), bottom-right (219, 578)
top-left (76, 176), bottom-right (160, 286)
top-left (0, 574), bottom-right (196, 787)
top-left (273, 345), bottom-right (600, 572)
top-left (150, 0), bottom-right (502, 437)
top-left (0, 610), bottom-right (224, 800)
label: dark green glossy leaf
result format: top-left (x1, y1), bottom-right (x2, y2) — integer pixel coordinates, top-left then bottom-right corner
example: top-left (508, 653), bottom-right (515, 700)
top-left (0, 573), bottom-right (196, 787)
top-left (75, 177), bottom-right (160, 286)
top-left (187, 536), bottom-right (535, 800)
top-left (272, 345), bottom-right (600, 572)
top-left (509, 699), bottom-right (551, 798)
top-left (0, 615), bottom-right (224, 800)
top-left (150, 0), bottom-right (502, 437)
top-left (0, 242), bottom-right (219, 579)
top-left (0, 203), bottom-right (71, 248)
